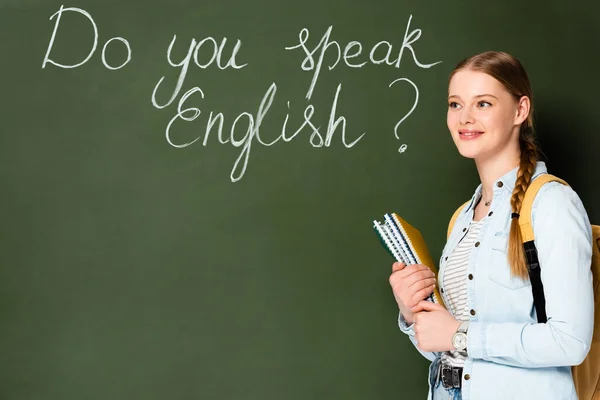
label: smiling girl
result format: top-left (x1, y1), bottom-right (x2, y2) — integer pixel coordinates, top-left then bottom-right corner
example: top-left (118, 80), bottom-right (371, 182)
top-left (389, 51), bottom-right (594, 400)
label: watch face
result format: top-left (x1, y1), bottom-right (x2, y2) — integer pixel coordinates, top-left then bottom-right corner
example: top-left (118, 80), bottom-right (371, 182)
top-left (453, 332), bottom-right (467, 350)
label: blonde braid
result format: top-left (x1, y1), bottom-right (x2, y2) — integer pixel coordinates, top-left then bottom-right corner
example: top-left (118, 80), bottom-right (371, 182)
top-left (508, 133), bottom-right (538, 279)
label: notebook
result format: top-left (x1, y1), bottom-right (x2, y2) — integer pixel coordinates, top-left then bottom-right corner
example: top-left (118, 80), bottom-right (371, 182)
top-left (373, 212), bottom-right (444, 306)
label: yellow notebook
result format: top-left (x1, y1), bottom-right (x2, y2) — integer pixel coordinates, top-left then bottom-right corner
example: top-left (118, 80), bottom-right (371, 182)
top-left (373, 212), bottom-right (444, 307)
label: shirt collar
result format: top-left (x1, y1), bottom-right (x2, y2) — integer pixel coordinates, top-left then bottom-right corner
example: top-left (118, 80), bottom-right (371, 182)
top-left (465, 161), bottom-right (548, 213)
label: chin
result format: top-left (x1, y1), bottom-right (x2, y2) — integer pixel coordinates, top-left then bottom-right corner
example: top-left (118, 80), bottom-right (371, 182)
top-left (456, 146), bottom-right (479, 159)
top-left (453, 135), bottom-right (496, 160)
top-left (452, 139), bottom-right (480, 159)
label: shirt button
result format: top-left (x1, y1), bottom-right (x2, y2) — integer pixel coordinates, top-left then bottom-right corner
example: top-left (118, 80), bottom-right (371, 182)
top-left (470, 309), bottom-right (476, 316)
top-left (464, 374), bottom-right (471, 380)
top-left (445, 256), bottom-right (448, 261)
top-left (468, 274), bottom-right (473, 280)
top-left (474, 242), bottom-right (480, 247)
top-left (488, 211), bottom-right (493, 217)
top-left (441, 288), bottom-right (444, 293)
top-left (463, 228), bottom-right (467, 232)
top-left (496, 181), bottom-right (504, 188)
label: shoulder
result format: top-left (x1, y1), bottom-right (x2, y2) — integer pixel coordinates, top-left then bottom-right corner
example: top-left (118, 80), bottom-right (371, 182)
top-left (531, 180), bottom-right (592, 238)
top-left (532, 180), bottom-right (584, 215)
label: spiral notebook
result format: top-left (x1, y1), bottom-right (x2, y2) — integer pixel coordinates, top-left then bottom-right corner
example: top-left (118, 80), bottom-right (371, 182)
top-left (373, 213), bottom-right (444, 306)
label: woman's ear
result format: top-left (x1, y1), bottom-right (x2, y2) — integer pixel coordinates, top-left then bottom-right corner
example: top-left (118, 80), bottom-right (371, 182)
top-left (514, 95), bottom-right (531, 125)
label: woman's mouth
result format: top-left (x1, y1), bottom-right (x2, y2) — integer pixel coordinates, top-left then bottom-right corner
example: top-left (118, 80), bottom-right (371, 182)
top-left (459, 130), bottom-right (484, 140)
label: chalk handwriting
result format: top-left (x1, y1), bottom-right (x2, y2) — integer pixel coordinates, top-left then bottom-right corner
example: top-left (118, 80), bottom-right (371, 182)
top-left (165, 83), bottom-right (364, 182)
top-left (284, 15), bottom-right (442, 100)
top-left (101, 37), bottom-right (132, 70)
top-left (41, 6), bottom-right (442, 182)
top-left (151, 34), bottom-right (248, 109)
top-left (389, 77), bottom-right (419, 153)
top-left (42, 5), bottom-right (131, 70)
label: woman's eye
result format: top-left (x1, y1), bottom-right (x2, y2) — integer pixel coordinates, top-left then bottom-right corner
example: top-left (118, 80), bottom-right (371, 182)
top-left (448, 102), bottom-right (460, 109)
top-left (478, 101), bottom-right (491, 108)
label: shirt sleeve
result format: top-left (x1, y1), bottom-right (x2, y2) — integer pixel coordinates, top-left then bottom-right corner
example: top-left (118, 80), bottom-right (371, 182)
top-left (398, 311), bottom-right (440, 362)
top-left (466, 182), bottom-right (594, 367)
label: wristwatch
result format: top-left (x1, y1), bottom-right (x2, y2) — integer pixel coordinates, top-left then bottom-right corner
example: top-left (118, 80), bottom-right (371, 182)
top-left (452, 321), bottom-right (470, 353)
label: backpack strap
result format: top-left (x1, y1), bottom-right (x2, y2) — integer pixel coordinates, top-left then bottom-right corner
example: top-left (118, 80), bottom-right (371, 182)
top-left (447, 201), bottom-right (470, 239)
top-left (519, 174), bottom-right (569, 242)
top-left (518, 174), bottom-right (569, 323)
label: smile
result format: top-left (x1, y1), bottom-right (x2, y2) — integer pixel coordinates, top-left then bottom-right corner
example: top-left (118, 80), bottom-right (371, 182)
top-left (458, 130), bottom-right (484, 140)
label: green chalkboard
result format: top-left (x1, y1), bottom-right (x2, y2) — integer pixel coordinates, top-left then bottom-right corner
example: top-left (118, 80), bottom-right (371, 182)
top-left (1, 0), bottom-right (598, 399)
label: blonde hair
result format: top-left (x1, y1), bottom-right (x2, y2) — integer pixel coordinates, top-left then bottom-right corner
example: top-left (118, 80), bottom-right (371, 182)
top-left (450, 51), bottom-right (539, 279)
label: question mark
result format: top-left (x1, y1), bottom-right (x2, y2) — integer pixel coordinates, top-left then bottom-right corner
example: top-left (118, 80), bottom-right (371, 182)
top-left (389, 77), bottom-right (419, 153)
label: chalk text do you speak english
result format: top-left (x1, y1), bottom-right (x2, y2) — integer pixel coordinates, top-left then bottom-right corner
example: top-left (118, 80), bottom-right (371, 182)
top-left (41, 5), bottom-right (442, 182)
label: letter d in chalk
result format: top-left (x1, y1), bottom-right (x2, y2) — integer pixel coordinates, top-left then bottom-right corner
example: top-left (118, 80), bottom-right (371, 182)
top-left (42, 5), bottom-right (98, 69)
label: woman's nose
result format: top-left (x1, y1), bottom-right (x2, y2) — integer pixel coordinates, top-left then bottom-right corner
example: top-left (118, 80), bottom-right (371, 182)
top-left (460, 107), bottom-right (475, 124)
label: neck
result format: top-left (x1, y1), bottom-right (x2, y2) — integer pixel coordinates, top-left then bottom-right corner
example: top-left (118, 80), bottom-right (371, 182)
top-left (475, 151), bottom-right (521, 202)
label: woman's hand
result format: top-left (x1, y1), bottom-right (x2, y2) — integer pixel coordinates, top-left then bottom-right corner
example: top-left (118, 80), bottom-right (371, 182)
top-left (389, 262), bottom-right (436, 324)
top-left (411, 300), bottom-right (461, 352)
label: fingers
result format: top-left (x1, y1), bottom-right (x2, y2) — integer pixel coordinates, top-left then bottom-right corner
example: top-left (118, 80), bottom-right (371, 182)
top-left (403, 264), bottom-right (435, 280)
top-left (391, 263), bottom-right (433, 277)
top-left (405, 276), bottom-right (435, 308)
top-left (404, 268), bottom-right (435, 291)
top-left (412, 282), bottom-right (436, 304)
top-left (410, 277), bottom-right (436, 291)
top-left (389, 262), bottom-right (408, 287)
top-left (390, 264), bottom-right (434, 287)
top-left (411, 304), bottom-right (426, 314)
top-left (411, 300), bottom-right (426, 313)
top-left (389, 264), bottom-right (437, 311)
top-left (392, 261), bottom-right (406, 273)
top-left (412, 299), bottom-right (444, 313)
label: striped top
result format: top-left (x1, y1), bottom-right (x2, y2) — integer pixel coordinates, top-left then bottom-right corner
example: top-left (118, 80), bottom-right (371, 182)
top-left (440, 217), bottom-right (485, 367)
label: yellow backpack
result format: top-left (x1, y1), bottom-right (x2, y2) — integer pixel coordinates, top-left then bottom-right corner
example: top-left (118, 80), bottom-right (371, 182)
top-left (447, 174), bottom-right (600, 400)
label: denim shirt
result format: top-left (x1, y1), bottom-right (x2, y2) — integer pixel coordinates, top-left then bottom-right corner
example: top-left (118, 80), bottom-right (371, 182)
top-left (398, 162), bottom-right (594, 400)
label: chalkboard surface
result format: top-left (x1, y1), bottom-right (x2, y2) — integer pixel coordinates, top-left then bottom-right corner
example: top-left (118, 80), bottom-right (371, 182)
top-left (1, 1), bottom-right (598, 399)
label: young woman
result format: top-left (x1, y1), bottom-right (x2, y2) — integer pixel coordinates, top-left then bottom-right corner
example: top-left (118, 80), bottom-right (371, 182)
top-left (389, 51), bottom-right (594, 399)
